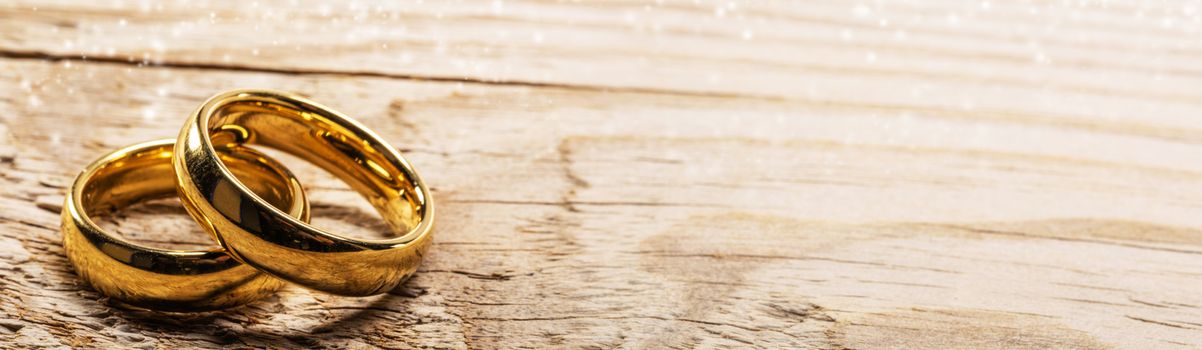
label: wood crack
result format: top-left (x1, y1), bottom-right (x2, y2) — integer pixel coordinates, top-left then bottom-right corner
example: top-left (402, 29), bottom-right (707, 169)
top-left (1126, 315), bottom-right (1199, 330)
top-left (935, 224), bottom-right (1202, 256)
top-left (0, 48), bottom-right (785, 102)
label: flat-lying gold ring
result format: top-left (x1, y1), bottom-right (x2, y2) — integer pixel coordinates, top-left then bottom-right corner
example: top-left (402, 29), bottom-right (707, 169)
top-left (62, 139), bottom-right (309, 311)
top-left (174, 89), bottom-right (435, 296)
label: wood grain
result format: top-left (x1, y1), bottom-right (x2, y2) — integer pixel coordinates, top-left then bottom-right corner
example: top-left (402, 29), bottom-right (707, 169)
top-left (2, 0), bottom-right (1202, 349)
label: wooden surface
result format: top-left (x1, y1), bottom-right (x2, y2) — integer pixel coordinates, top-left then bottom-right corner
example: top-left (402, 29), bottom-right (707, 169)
top-left (2, 1), bottom-right (1202, 348)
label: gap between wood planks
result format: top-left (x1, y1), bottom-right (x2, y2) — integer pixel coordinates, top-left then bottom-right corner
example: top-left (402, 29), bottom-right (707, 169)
top-left (0, 47), bottom-right (785, 101)
top-left (7, 46), bottom-right (1202, 148)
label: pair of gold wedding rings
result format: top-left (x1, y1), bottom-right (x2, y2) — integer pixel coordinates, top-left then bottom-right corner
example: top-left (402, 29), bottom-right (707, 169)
top-left (61, 89), bottom-right (434, 311)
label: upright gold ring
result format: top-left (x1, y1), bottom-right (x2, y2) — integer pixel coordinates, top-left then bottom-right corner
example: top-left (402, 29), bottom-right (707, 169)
top-left (174, 89), bottom-right (435, 296)
top-left (61, 139), bottom-right (308, 311)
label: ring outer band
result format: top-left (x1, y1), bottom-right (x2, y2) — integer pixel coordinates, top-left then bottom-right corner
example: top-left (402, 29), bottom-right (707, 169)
top-left (174, 89), bottom-right (435, 296)
top-left (61, 139), bottom-right (308, 311)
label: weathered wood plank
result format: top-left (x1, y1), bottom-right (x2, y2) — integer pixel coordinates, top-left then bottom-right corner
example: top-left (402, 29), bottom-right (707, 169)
top-left (3, 0), bottom-right (1202, 106)
top-left (1, 0), bottom-right (1202, 349)
top-left (1, 55), bottom-right (1201, 348)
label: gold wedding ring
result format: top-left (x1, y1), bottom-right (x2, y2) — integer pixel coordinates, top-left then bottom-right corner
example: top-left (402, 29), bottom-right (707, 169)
top-left (61, 89), bottom-right (433, 310)
top-left (62, 139), bottom-right (308, 311)
top-left (174, 89), bottom-right (434, 296)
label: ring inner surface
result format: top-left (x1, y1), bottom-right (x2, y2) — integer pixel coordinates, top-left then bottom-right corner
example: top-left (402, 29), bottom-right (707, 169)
top-left (82, 144), bottom-right (301, 245)
top-left (205, 100), bottom-right (425, 240)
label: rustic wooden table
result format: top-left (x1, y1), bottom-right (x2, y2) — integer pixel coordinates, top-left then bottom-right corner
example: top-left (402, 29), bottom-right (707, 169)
top-left (2, 1), bottom-right (1201, 348)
